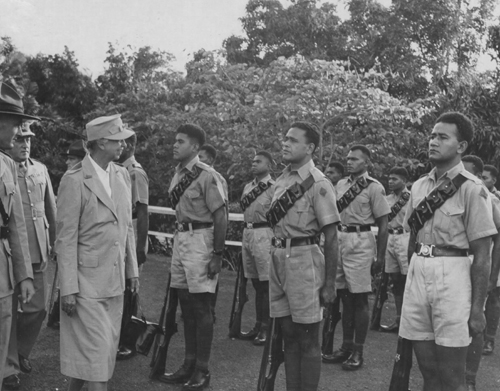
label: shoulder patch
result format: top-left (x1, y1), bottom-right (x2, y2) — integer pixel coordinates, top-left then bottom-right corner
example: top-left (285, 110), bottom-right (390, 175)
top-left (319, 187), bottom-right (327, 197)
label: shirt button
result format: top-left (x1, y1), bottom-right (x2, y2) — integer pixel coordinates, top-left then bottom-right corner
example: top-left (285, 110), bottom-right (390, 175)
top-left (33, 217), bottom-right (37, 221)
top-left (113, 221), bottom-right (117, 225)
top-left (79, 261), bottom-right (83, 265)
top-left (27, 190), bottom-right (31, 194)
top-left (114, 241), bottom-right (119, 246)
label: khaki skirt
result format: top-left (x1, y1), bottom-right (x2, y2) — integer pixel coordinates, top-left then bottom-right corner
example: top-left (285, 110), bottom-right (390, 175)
top-left (60, 294), bottom-right (123, 381)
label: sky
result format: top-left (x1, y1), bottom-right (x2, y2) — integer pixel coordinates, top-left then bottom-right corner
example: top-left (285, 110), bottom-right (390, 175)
top-left (1, 0), bottom-right (253, 77)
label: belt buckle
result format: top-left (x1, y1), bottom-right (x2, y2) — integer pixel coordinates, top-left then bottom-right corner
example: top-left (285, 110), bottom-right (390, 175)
top-left (418, 244), bottom-right (434, 257)
top-left (340, 225), bottom-right (347, 233)
top-left (274, 238), bottom-right (283, 248)
top-left (248, 222), bottom-right (253, 229)
top-left (177, 223), bottom-right (184, 232)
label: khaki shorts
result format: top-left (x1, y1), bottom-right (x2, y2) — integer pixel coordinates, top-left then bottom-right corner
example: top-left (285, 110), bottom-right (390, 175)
top-left (242, 227), bottom-right (272, 281)
top-left (399, 254), bottom-right (472, 347)
top-left (336, 231), bottom-right (376, 293)
top-left (269, 244), bottom-right (324, 324)
top-left (170, 228), bottom-right (217, 293)
top-left (385, 232), bottom-right (409, 275)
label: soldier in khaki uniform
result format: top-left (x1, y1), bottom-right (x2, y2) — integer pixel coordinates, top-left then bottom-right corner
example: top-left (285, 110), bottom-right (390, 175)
top-left (380, 166), bottom-right (411, 332)
top-left (0, 82), bottom-right (36, 388)
top-left (481, 165), bottom-right (500, 356)
top-left (239, 151), bottom-right (275, 345)
top-left (3, 123), bottom-right (56, 389)
top-left (324, 161), bottom-right (344, 188)
top-left (268, 122), bottom-right (339, 391)
top-left (160, 125), bottom-right (227, 391)
top-left (323, 145), bottom-right (390, 370)
top-left (400, 113), bottom-right (496, 391)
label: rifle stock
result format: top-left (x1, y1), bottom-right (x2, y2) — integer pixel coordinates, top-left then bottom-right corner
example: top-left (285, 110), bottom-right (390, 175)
top-left (370, 270), bottom-right (389, 330)
top-left (321, 296), bottom-right (341, 355)
top-left (257, 318), bottom-right (284, 391)
top-left (149, 274), bottom-right (178, 380)
top-left (228, 252), bottom-right (248, 339)
top-left (47, 262), bottom-right (59, 327)
top-left (388, 337), bottom-right (412, 391)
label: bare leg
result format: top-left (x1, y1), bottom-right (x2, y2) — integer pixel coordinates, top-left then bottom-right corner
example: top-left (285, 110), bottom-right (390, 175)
top-left (87, 381), bottom-right (108, 391)
top-left (67, 378), bottom-right (85, 391)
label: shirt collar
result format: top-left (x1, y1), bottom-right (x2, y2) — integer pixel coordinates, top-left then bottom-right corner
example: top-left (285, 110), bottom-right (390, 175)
top-left (347, 170), bottom-right (369, 183)
top-left (176, 155), bottom-right (199, 174)
top-left (89, 154), bottom-right (110, 175)
top-left (253, 173), bottom-right (272, 186)
top-left (122, 156), bottom-right (137, 169)
top-left (284, 159), bottom-right (315, 181)
top-left (428, 161), bottom-right (464, 183)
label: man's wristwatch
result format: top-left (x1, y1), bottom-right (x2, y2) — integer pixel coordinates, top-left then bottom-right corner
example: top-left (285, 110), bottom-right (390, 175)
top-left (213, 249), bottom-right (224, 256)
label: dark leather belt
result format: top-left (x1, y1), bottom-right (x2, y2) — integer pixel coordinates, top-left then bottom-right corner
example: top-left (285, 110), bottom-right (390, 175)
top-left (388, 227), bottom-right (407, 235)
top-left (272, 236), bottom-right (319, 249)
top-left (415, 243), bottom-right (469, 258)
top-left (338, 224), bottom-right (371, 233)
top-left (176, 221), bottom-right (213, 232)
top-left (244, 222), bottom-right (269, 229)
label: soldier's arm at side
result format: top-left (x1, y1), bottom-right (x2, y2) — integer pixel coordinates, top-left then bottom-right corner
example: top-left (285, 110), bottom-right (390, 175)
top-left (407, 231), bottom-right (416, 263)
top-left (123, 169), bottom-right (139, 288)
top-left (208, 205), bottom-right (227, 279)
top-left (44, 165), bottom-right (57, 246)
top-left (374, 214), bottom-right (389, 268)
top-left (321, 222), bottom-right (339, 305)
top-left (135, 202), bottom-right (149, 266)
top-left (489, 233), bottom-right (500, 292)
top-left (469, 236), bottom-right (492, 336)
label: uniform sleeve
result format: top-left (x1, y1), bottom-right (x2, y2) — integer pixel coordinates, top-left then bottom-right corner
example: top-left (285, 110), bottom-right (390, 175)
top-left (464, 184), bottom-right (497, 241)
top-left (123, 170), bottom-right (139, 279)
top-left (130, 169), bottom-right (149, 206)
top-left (55, 174), bottom-right (82, 296)
top-left (8, 161), bottom-right (33, 283)
top-left (491, 197), bottom-right (500, 229)
top-left (44, 165), bottom-right (57, 246)
top-left (369, 183), bottom-right (391, 219)
top-left (403, 190), bottom-right (415, 232)
top-left (312, 180), bottom-right (340, 229)
top-left (203, 172), bottom-right (225, 213)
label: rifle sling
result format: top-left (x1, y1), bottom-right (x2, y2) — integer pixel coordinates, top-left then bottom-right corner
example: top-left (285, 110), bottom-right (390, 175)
top-left (266, 175), bottom-right (315, 228)
top-left (408, 173), bottom-right (468, 235)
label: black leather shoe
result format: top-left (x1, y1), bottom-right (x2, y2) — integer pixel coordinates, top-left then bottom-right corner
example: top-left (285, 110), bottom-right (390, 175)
top-left (380, 321), bottom-right (399, 333)
top-left (239, 326), bottom-right (259, 340)
top-left (116, 346), bottom-right (136, 361)
top-left (160, 364), bottom-right (195, 384)
top-left (3, 374), bottom-right (21, 390)
top-left (483, 339), bottom-right (494, 355)
top-left (182, 368), bottom-right (210, 391)
top-left (253, 327), bottom-right (267, 346)
top-left (342, 350), bottom-right (364, 371)
top-left (18, 354), bottom-right (32, 373)
top-left (322, 347), bottom-right (352, 364)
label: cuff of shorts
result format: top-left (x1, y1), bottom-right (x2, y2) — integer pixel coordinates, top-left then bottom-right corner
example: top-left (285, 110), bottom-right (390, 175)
top-left (435, 336), bottom-right (472, 348)
top-left (468, 229), bottom-right (498, 242)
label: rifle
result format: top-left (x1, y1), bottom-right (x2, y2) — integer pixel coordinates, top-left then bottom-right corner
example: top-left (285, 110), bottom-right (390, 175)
top-left (149, 274), bottom-right (179, 379)
top-left (47, 261), bottom-right (60, 327)
top-left (388, 337), bottom-right (412, 391)
top-left (370, 270), bottom-right (389, 331)
top-left (228, 252), bottom-right (248, 339)
top-left (321, 296), bottom-right (342, 355)
top-left (257, 317), bottom-right (284, 391)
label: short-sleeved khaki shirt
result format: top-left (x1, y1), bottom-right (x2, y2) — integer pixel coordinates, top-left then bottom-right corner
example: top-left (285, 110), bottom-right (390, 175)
top-left (241, 174), bottom-right (275, 223)
top-left (123, 156), bottom-right (149, 214)
top-left (272, 160), bottom-right (340, 238)
top-left (168, 156), bottom-right (225, 223)
top-left (386, 188), bottom-right (411, 229)
top-left (490, 194), bottom-right (500, 229)
top-left (336, 172), bottom-right (390, 225)
top-left (404, 162), bottom-right (497, 248)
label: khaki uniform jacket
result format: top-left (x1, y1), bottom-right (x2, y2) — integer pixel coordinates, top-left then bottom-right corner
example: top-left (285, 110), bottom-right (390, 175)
top-left (0, 153), bottom-right (32, 299)
top-left (55, 155), bottom-right (139, 298)
top-left (17, 158), bottom-right (56, 264)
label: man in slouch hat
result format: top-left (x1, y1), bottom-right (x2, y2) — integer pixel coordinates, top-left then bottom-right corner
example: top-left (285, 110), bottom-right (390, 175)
top-left (56, 114), bottom-right (139, 391)
top-left (0, 82), bottom-right (36, 390)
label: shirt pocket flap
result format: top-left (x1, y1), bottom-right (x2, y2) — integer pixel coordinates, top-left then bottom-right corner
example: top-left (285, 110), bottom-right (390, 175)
top-left (78, 255), bottom-right (98, 268)
top-left (439, 203), bottom-right (464, 217)
top-left (185, 188), bottom-right (201, 199)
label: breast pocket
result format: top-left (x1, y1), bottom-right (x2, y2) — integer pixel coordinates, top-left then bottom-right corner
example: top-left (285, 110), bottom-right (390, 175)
top-left (435, 204), bottom-right (464, 234)
top-left (353, 194), bottom-right (370, 217)
top-left (3, 182), bottom-right (16, 212)
top-left (185, 188), bottom-right (204, 210)
top-left (31, 176), bottom-right (46, 200)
